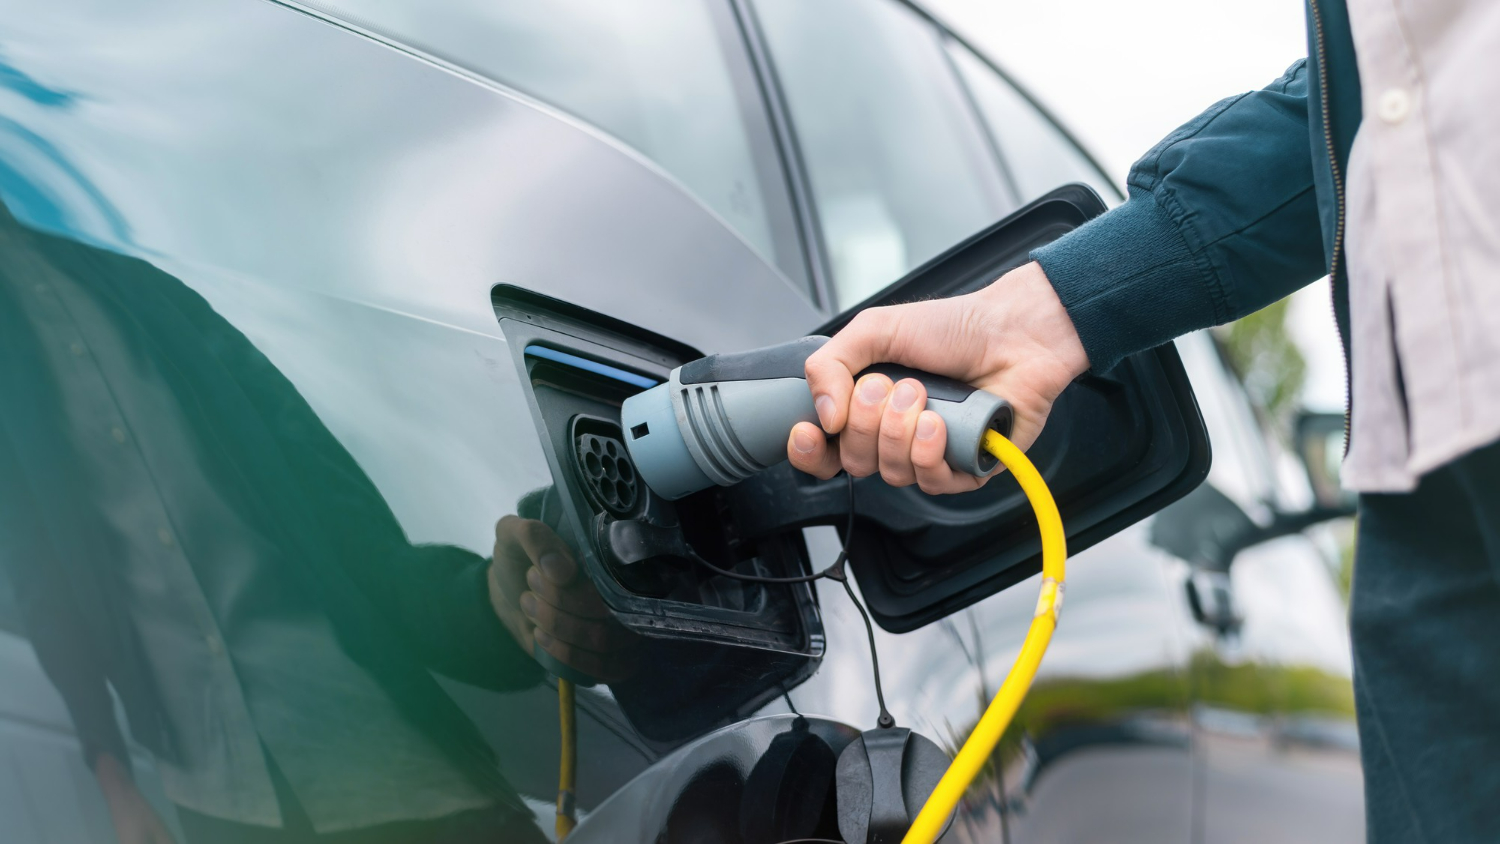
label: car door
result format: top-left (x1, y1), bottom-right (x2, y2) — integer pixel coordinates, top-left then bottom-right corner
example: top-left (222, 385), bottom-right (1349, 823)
top-left (1168, 334), bottom-right (1363, 844)
top-left (0, 0), bottom-right (826, 838)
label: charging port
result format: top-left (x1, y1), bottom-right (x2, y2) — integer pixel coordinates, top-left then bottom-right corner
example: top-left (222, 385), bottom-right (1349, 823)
top-left (573, 422), bottom-right (641, 519)
top-left (493, 288), bottom-right (822, 650)
top-left (494, 286), bottom-right (824, 741)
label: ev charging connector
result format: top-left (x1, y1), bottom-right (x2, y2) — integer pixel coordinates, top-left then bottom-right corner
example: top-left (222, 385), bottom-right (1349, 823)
top-left (620, 336), bottom-right (1013, 500)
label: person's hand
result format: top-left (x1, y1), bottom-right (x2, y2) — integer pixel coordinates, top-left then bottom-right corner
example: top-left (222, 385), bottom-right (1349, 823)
top-left (94, 753), bottom-right (177, 844)
top-left (489, 515), bottom-right (639, 683)
top-left (787, 261), bottom-right (1089, 494)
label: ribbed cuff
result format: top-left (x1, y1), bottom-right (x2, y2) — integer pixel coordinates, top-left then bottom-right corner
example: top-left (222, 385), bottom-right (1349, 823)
top-left (1031, 193), bottom-right (1221, 373)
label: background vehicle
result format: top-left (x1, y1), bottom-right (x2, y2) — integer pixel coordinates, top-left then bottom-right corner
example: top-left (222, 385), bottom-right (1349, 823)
top-left (0, 0), bottom-right (1360, 842)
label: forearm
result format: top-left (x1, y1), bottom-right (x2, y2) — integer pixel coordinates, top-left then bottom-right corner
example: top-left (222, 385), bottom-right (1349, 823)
top-left (386, 545), bottom-right (543, 691)
top-left (1032, 59), bottom-right (1327, 372)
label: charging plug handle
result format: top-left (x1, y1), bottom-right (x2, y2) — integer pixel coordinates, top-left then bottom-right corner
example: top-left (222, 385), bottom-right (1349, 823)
top-left (622, 337), bottom-right (1013, 501)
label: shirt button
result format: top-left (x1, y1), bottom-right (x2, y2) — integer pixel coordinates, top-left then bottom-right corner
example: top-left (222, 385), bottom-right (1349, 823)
top-left (70, 342), bottom-right (85, 357)
top-left (1378, 87), bottom-right (1411, 124)
top-left (206, 634), bottom-right (225, 656)
top-left (157, 527), bottom-right (175, 548)
top-left (111, 427), bottom-right (126, 443)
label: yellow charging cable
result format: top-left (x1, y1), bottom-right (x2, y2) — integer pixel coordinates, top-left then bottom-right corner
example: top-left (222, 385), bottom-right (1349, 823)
top-left (901, 429), bottom-right (1067, 844)
top-left (556, 678), bottom-right (578, 840)
top-left (550, 429), bottom-right (1061, 843)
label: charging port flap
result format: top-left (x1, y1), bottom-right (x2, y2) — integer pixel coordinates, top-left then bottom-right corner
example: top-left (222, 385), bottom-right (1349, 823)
top-left (800, 184), bottom-right (1210, 632)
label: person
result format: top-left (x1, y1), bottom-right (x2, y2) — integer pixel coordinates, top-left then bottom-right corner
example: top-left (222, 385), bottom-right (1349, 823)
top-left (786, 2), bottom-right (1499, 842)
top-left (0, 200), bottom-right (629, 844)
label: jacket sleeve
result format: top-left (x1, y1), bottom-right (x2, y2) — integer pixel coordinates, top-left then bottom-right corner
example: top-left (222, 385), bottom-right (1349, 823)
top-left (368, 543), bottom-right (544, 692)
top-left (1032, 59), bottom-right (1328, 373)
top-left (0, 424), bottom-right (132, 774)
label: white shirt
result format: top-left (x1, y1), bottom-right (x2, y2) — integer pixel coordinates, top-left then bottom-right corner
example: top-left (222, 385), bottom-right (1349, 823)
top-left (1341, 0), bottom-right (1500, 491)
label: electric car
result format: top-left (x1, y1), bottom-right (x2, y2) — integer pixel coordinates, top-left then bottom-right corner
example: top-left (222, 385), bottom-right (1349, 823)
top-left (0, 0), bottom-right (1362, 842)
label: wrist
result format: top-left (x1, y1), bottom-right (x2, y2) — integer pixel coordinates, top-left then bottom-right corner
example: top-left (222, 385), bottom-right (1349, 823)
top-left (980, 262), bottom-right (1090, 380)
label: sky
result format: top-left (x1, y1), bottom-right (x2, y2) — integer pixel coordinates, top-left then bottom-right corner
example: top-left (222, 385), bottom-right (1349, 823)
top-left (925, 0), bottom-right (1347, 412)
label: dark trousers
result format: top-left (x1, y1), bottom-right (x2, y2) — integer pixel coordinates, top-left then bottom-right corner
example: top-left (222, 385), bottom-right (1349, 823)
top-left (1353, 441), bottom-right (1500, 843)
top-left (176, 750), bottom-right (549, 844)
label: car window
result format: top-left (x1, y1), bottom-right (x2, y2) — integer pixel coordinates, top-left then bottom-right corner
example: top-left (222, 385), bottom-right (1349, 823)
top-left (303, 0), bottom-right (810, 294)
top-left (1175, 332), bottom-right (1279, 518)
top-left (751, 0), bottom-right (1013, 306)
top-left (946, 43), bottom-right (1119, 205)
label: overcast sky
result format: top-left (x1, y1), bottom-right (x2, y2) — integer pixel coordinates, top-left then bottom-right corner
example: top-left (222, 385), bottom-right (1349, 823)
top-left (926, 0), bottom-right (1346, 411)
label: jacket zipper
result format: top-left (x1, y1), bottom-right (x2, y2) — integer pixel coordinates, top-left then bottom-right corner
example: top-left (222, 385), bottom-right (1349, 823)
top-left (1308, 0), bottom-right (1352, 455)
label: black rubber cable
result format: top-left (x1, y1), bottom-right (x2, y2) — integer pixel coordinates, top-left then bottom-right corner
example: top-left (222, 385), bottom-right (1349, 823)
top-left (832, 572), bottom-right (894, 730)
top-left (686, 473), bottom-right (895, 729)
top-left (685, 472), bottom-right (856, 584)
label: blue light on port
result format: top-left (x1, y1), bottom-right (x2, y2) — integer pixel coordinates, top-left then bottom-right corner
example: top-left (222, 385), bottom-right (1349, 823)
top-left (523, 345), bottom-right (659, 389)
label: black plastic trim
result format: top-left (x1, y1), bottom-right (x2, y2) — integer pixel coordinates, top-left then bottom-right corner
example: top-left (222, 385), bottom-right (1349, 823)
top-left (680, 335), bottom-right (828, 384)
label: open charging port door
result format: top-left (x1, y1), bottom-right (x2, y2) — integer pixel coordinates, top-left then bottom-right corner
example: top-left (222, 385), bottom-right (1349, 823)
top-left (493, 289), bottom-right (823, 743)
top-left (722, 184), bottom-right (1212, 632)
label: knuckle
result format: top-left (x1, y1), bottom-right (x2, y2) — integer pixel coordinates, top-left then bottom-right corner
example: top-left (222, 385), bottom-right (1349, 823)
top-left (533, 597), bottom-right (556, 624)
top-left (911, 446), bottom-right (944, 469)
top-left (804, 455), bottom-right (840, 480)
top-left (805, 346), bottom-right (837, 370)
top-left (880, 467), bottom-right (915, 487)
top-left (849, 307), bottom-right (891, 333)
top-left (845, 413), bottom-right (880, 439)
top-left (878, 419), bottom-right (911, 450)
top-left (842, 447), bottom-right (878, 475)
top-left (515, 518), bottom-right (545, 543)
top-left (844, 310), bottom-right (875, 334)
top-left (537, 580), bottom-right (562, 606)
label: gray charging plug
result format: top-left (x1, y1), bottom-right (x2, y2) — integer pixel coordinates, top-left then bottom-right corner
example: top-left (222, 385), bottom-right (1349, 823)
top-left (621, 337), bottom-right (1013, 501)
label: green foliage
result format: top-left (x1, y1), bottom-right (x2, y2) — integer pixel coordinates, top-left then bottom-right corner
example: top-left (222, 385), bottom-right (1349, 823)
top-left (1216, 298), bottom-right (1307, 422)
top-left (946, 650), bottom-right (1356, 797)
top-left (1188, 649), bottom-right (1355, 717)
top-left (1338, 524), bottom-right (1356, 600)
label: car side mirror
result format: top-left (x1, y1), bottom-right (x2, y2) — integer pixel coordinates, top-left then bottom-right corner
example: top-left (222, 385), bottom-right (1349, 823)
top-left (1295, 411), bottom-right (1357, 513)
top-left (1152, 477), bottom-right (1353, 636)
top-left (1153, 481), bottom-right (1353, 574)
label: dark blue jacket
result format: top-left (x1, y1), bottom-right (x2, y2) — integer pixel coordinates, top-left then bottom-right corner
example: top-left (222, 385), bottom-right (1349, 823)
top-left (1033, 0), bottom-right (1361, 378)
